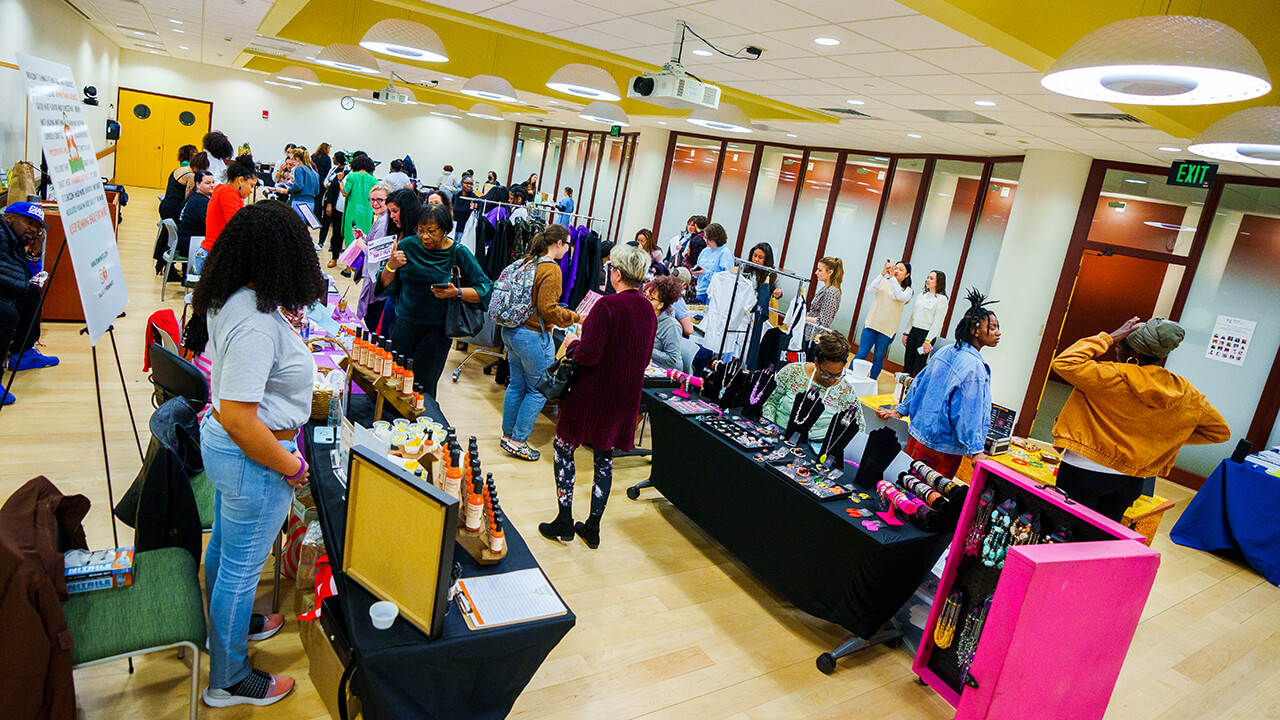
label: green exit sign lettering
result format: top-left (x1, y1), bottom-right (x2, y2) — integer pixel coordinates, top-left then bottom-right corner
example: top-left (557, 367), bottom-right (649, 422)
top-left (1167, 160), bottom-right (1217, 188)
top-left (610, 125), bottom-right (622, 137)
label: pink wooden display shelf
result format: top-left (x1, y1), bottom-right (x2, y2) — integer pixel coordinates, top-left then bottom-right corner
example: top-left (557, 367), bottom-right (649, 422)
top-left (913, 459), bottom-right (1159, 719)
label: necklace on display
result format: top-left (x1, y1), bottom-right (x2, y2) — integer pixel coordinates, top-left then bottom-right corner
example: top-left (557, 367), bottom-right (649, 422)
top-left (789, 387), bottom-right (823, 428)
top-left (818, 408), bottom-right (858, 465)
top-left (746, 368), bottom-right (775, 406)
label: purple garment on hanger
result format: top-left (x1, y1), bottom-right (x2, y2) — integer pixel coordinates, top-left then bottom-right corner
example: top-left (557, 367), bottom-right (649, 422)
top-left (560, 225), bottom-right (587, 303)
top-left (484, 205), bottom-right (509, 226)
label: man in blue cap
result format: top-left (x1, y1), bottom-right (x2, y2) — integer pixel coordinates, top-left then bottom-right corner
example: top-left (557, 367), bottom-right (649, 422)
top-left (1, 201), bottom-right (59, 404)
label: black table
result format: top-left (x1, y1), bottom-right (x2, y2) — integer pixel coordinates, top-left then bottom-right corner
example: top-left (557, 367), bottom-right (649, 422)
top-left (303, 395), bottom-right (575, 720)
top-left (644, 389), bottom-right (950, 640)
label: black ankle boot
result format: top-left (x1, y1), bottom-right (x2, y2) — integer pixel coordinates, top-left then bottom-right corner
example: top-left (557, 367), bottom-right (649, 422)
top-left (539, 507), bottom-right (574, 542)
top-left (574, 518), bottom-right (601, 549)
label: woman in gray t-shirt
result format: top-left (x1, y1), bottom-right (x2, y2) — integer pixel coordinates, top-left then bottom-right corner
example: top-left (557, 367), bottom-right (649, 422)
top-left (191, 201), bottom-right (326, 708)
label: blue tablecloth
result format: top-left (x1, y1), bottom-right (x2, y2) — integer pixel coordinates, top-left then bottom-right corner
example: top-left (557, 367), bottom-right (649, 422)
top-left (1170, 459), bottom-right (1280, 586)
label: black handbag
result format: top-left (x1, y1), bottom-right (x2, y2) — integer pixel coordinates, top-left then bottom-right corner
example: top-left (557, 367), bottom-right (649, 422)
top-left (444, 244), bottom-right (487, 338)
top-left (535, 352), bottom-right (577, 401)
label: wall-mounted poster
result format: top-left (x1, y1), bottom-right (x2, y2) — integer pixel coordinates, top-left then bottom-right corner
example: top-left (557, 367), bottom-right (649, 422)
top-left (1205, 315), bottom-right (1255, 367)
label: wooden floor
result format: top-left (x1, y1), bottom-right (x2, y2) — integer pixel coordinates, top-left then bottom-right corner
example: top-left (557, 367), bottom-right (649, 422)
top-left (2, 189), bottom-right (1277, 720)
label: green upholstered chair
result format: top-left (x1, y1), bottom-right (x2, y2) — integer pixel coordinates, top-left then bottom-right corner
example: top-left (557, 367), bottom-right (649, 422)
top-left (63, 547), bottom-right (207, 720)
top-left (189, 470), bottom-right (215, 531)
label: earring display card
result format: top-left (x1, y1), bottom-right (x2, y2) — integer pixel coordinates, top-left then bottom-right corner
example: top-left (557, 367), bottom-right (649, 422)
top-left (913, 460), bottom-right (1158, 718)
top-left (701, 415), bottom-right (773, 450)
top-left (657, 391), bottom-right (721, 416)
top-left (777, 460), bottom-right (852, 502)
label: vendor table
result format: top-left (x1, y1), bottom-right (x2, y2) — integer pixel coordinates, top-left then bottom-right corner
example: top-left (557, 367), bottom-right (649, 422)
top-left (1170, 459), bottom-right (1280, 586)
top-left (644, 389), bottom-right (950, 639)
top-left (303, 397), bottom-right (575, 720)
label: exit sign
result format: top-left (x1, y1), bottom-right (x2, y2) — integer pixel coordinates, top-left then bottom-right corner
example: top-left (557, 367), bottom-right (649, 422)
top-left (1167, 160), bottom-right (1217, 188)
top-left (610, 125), bottom-right (622, 137)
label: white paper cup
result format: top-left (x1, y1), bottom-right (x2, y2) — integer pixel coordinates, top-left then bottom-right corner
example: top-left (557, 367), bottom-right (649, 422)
top-left (370, 601), bottom-right (399, 630)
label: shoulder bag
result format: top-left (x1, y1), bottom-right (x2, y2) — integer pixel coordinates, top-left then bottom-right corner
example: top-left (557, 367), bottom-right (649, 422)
top-left (535, 348), bottom-right (577, 401)
top-left (444, 243), bottom-right (487, 338)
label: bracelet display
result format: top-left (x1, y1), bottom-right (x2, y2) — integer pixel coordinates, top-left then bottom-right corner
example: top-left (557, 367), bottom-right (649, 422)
top-left (284, 458), bottom-right (308, 480)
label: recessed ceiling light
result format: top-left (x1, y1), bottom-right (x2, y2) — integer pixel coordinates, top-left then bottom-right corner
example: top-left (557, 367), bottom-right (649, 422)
top-left (973, 100), bottom-right (997, 107)
top-left (786, 133), bottom-right (797, 138)
top-left (906, 133), bottom-right (922, 138)
top-left (1123, 178), bottom-right (1148, 184)
top-left (148, 50), bottom-right (160, 55)
top-left (846, 99), bottom-right (864, 105)
top-left (548, 100), bottom-right (558, 105)
top-left (133, 31), bottom-right (145, 36)
top-left (813, 37), bottom-right (840, 46)
top-left (265, 80), bottom-right (302, 90)
top-left (178, 45), bottom-right (189, 50)
top-left (1158, 146), bottom-right (1182, 152)
top-left (692, 49), bottom-right (712, 57)
top-left (657, 121), bottom-right (667, 125)
top-left (173, 29), bottom-right (184, 33)
top-left (169, 19), bottom-right (183, 24)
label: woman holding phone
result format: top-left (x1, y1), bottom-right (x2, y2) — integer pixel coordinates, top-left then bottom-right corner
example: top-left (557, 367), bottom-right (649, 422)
top-left (376, 203), bottom-right (492, 398)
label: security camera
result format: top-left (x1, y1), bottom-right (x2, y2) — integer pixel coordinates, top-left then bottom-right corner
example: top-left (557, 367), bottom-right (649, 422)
top-left (83, 85), bottom-right (99, 106)
top-left (744, 46), bottom-right (763, 58)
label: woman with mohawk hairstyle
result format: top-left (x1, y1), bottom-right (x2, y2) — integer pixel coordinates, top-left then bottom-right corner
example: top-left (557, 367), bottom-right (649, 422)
top-left (876, 288), bottom-right (1001, 477)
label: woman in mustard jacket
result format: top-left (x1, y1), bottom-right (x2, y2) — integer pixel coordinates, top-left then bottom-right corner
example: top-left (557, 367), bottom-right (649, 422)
top-left (1051, 316), bottom-right (1230, 521)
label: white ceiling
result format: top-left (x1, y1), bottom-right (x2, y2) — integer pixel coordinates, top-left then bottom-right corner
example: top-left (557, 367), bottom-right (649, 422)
top-left (58, 0), bottom-right (1280, 177)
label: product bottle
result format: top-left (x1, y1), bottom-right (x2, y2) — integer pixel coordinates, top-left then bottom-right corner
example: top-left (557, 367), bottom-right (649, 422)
top-left (382, 341), bottom-right (395, 380)
top-left (464, 484), bottom-right (484, 531)
top-left (413, 392), bottom-right (425, 413)
top-left (489, 511), bottom-right (505, 553)
top-left (353, 330), bottom-right (365, 367)
top-left (393, 354), bottom-right (405, 392)
top-left (444, 448), bottom-right (462, 498)
top-left (402, 359), bottom-right (415, 397)
top-left (371, 337), bottom-right (384, 374)
top-left (359, 330), bottom-right (371, 367)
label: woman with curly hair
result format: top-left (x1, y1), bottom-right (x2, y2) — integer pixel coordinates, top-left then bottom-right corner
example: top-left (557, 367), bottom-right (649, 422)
top-left (193, 200), bottom-right (327, 708)
top-left (877, 288), bottom-right (1000, 477)
top-left (645, 275), bottom-right (685, 369)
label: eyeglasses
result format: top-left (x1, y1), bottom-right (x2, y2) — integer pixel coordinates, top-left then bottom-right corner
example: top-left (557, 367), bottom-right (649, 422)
top-left (816, 366), bottom-right (843, 381)
top-left (370, 198), bottom-right (386, 204)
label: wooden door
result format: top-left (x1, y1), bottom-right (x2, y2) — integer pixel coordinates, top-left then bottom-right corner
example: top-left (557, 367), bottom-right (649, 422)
top-left (114, 89), bottom-right (212, 188)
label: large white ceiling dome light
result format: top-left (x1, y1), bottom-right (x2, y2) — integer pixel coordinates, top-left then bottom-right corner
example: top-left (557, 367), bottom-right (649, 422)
top-left (1041, 15), bottom-right (1271, 105)
top-left (578, 101), bottom-right (629, 127)
top-left (460, 75), bottom-right (518, 104)
top-left (465, 103), bottom-right (505, 120)
top-left (686, 102), bottom-right (753, 133)
top-left (546, 64), bottom-right (621, 101)
top-left (315, 43), bottom-right (381, 74)
top-left (359, 19), bottom-right (448, 63)
top-left (1189, 106), bottom-right (1280, 164)
top-left (276, 66), bottom-right (320, 86)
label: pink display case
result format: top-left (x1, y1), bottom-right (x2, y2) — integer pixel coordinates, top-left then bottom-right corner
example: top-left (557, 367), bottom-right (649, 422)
top-left (913, 459), bottom-right (1159, 719)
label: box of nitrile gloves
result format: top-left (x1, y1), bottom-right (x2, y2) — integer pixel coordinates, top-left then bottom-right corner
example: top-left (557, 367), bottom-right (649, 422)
top-left (65, 547), bottom-right (134, 594)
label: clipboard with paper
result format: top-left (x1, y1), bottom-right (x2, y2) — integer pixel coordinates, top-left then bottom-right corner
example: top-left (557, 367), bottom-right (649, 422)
top-left (456, 568), bottom-right (568, 631)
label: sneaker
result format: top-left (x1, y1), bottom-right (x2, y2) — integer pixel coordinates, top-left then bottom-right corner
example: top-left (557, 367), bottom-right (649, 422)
top-left (202, 668), bottom-right (294, 708)
top-left (248, 613), bottom-right (284, 641)
top-left (0, 383), bottom-right (14, 405)
top-left (8, 348), bottom-right (58, 371)
top-left (501, 439), bottom-right (540, 461)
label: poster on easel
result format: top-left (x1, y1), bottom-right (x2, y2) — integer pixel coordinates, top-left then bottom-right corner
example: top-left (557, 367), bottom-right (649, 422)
top-left (17, 53), bottom-right (127, 344)
top-left (1205, 315), bottom-right (1255, 367)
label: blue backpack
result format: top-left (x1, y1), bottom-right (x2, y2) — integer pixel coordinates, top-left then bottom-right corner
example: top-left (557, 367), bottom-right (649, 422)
top-left (488, 257), bottom-right (553, 329)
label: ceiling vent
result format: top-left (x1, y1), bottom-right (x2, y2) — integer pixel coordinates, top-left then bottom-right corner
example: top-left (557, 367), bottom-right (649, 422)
top-left (911, 109), bottom-right (1000, 124)
top-left (116, 24), bottom-right (157, 36)
top-left (819, 107), bottom-right (875, 119)
top-left (247, 37), bottom-right (306, 56)
top-left (60, 0), bottom-right (94, 21)
top-left (1053, 112), bottom-right (1147, 128)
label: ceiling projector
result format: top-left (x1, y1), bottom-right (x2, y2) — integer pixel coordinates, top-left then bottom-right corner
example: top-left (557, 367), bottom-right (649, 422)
top-left (372, 87), bottom-right (411, 104)
top-left (628, 67), bottom-right (721, 110)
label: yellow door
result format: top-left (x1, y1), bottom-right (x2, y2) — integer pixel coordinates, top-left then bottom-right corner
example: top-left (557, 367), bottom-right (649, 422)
top-left (160, 97), bottom-right (210, 174)
top-left (114, 89), bottom-right (213, 188)
top-left (115, 89), bottom-right (166, 187)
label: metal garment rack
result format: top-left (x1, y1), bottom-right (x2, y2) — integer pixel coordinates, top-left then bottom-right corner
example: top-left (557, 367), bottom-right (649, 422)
top-left (717, 257), bottom-right (810, 356)
top-left (469, 196), bottom-right (610, 227)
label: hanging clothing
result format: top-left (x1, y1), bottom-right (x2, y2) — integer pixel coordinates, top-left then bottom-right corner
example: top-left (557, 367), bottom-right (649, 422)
top-left (699, 270), bottom-right (756, 357)
top-left (782, 293), bottom-right (808, 351)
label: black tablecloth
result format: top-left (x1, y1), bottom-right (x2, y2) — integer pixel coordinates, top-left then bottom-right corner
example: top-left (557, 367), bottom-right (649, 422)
top-left (645, 389), bottom-right (950, 639)
top-left (304, 394), bottom-right (575, 720)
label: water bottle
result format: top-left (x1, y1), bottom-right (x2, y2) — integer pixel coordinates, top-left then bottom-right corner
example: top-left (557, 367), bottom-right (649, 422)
top-left (328, 392), bottom-right (342, 427)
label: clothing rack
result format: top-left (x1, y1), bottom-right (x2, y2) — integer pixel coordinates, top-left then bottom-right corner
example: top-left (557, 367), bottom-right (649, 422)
top-left (469, 196), bottom-right (609, 226)
top-left (767, 306), bottom-right (835, 336)
top-left (717, 257), bottom-right (809, 356)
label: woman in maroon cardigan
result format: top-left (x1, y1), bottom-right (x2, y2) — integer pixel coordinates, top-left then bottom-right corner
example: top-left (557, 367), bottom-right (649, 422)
top-left (540, 242), bottom-right (656, 549)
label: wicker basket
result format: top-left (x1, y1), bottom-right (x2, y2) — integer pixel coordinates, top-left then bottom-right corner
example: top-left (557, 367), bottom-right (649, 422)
top-left (1122, 494), bottom-right (1176, 546)
top-left (308, 337), bottom-right (353, 421)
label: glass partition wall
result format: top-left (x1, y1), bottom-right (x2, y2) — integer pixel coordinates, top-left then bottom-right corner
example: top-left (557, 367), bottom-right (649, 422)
top-left (650, 131), bottom-right (1024, 366)
top-left (508, 123), bottom-right (639, 242)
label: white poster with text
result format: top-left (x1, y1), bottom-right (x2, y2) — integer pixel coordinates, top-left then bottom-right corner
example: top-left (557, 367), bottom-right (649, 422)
top-left (1205, 315), bottom-right (1255, 367)
top-left (17, 53), bottom-right (128, 344)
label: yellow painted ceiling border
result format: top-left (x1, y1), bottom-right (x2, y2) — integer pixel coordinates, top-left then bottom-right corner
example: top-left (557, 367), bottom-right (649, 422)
top-left (900, 0), bottom-right (1280, 140)
top-left (249, 0), bottom-right (835, 124)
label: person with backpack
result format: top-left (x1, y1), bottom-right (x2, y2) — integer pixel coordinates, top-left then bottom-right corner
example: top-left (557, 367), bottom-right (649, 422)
top-left (491, 225), bottom-right (579, 461)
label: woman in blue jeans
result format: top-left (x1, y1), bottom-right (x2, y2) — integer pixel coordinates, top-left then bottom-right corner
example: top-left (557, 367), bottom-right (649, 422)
top-left (854, 260), bottom-right (912, 381)
top-left (192, 200), bottom-right (327, 708)
top-left (500, 225), bottom-right (579, 460)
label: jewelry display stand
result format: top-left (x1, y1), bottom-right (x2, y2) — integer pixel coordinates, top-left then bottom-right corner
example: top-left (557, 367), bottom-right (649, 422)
top-left (913, 459), bottom-right (1159, 719)
top-left (816, 406), bottom-right (859, 468)
top-left (783, 387), bottom-right (824, 445)
top-left (739, 367), bottom-right (776, 420)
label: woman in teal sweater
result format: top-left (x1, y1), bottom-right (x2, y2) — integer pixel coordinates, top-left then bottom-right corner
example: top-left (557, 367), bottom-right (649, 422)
top-left (377, 203), bottom-right (492, 398)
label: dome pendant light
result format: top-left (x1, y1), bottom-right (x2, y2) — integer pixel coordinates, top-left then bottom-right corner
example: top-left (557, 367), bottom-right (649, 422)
top-left (460, 75), bottom-right (518, 104)
top-left (359, 19), bottom-right (448, 63)
top-left (546, 63), bottom-right (621, 102)
top-left (465, 103), bottom-right (504, 120)
top-left (578, 101), bottom-right (629, 127)
top-left (315, 43), bottom-right (381, 74)
top-left (429, 103), bottom-right (464, 119)
top-left (1189, 106), bottom-right (1280, 165)
top-left (1041, 15), bottom-right (1271, 105)
top-left (276, 66), bottom-right (320, 86)
top-left (686, 102), bottom-right (753, 133)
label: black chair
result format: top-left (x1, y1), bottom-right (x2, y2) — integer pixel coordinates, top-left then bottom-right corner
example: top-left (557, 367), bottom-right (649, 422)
top-left (148, 343), bottom-right (208, 412)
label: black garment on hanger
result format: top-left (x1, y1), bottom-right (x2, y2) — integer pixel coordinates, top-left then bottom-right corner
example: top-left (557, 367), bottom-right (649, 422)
top-left (744, 281), bottom-right (773, 370)
top-left (758, 327), bottom-right (786, 372)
